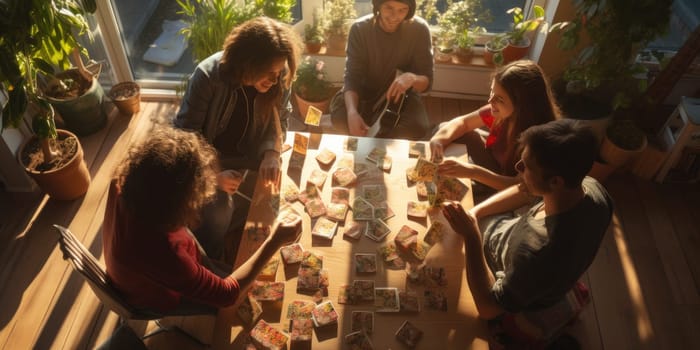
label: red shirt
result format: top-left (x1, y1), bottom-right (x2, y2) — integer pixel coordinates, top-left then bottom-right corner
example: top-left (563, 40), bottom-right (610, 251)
top-left (103, 181), bottom-right (240, 312)
top-left (479, 105), bottom-right (508, 171)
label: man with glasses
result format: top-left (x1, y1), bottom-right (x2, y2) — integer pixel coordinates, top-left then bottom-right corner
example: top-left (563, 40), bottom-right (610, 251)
top-left (329, 0), bottom-right (433, 140)
top-left (442, 119), bottom-right (613, 347)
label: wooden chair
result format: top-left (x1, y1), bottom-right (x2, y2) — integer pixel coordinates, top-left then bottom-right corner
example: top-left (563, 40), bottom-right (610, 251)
top-left (53, 224), bottom-right (215, 347)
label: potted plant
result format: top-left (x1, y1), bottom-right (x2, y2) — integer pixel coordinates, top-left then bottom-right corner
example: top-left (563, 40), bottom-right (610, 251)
top-left (453, 29), bottom-right (477, 63)
top-left (320, 0), bottom-right (356, 55)
top-left (502, 5), bottom-right (547, 64)
top-left (304, 9), bottom-right (325, 54)
top-left (0, 0), bottom-right (95, 200)
top-left (550, 0), bottom-right (672, 154)
top-left (292, 56), bottom-right (336, 119)
top-left (109, 81), bottom-right (142, 115)
top-left (434, 31), bottom-right (455, 63)
top-left (483, 34), bottom-right (508, 66)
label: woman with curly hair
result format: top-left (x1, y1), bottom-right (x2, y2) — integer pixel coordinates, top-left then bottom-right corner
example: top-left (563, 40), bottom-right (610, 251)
top-left (102, 127), bottom-right (301, 313)
top-left (430, 60), bottom-right (562, 192)
top-left (175, 16), bottom-right (302, 260)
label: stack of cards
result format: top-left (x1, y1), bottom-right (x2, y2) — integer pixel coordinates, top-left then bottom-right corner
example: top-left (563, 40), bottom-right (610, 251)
top-left (365, 219), bottom-right (391, 241)
top-left (413, 157), bottom-right (438, 182)
top-left (315, 148), bottom-right (336, 166)
top-left (395, 320), bottom-right (423, 347)
top-left (286, 300), bottom-right (315, 319)
top-left (297, 184), bottom-right (320, 204)
top-left (249, 281), bottom-right (285, 301)
top-left (279, 243), bottom-right (304, 264)
top-left (331, 187), bottom-right (350, 205)
top-left (394, 225), bottom-right (419, 250)
top-left (376, 155), bottom-right (392, 171)
top-left (297, 251), bottom-right (324, 294)
top-left (257, 258), bottom-right (280, 281)
top-left (289, 318), bottom-right (313, 342)
top-left (250, 320), bottom-right (289, 350)
top-left (304, 105), bottom-right (322, 126)
top-left (354, 253), bottom-right (377, 273)
top-left (374, 287), bottom-right (400, 312)
top-left (311, 217), bottom-right (337, 239)
top-left (351, 311), bottom-right (374, 334)
top-left (311, 300), bottom-right (338, 327)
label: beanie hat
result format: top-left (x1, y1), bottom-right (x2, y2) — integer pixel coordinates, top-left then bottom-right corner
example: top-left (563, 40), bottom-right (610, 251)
top-left (372, 0), bottom-right (416, 20)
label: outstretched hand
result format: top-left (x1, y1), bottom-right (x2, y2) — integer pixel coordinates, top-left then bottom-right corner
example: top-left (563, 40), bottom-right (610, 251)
top-left (438, 159), bottom-right (478, 178)
top-left (348, 111), bottom-right (369, 136)
top-left (429, 140), bottom-right (445, 163)
top-left (270, 215), bottom-right (302, 247)
top-left (441, 201), bottom-right (480, 240)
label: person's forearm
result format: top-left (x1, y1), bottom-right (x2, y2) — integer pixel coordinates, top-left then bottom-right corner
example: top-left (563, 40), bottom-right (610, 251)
top-left (471, 184), bottom-right (532, 219)
top-left (344, 90), bottom-right (360, 115)
top-left (230, 237), bottom-right (279, 291)
top-left (469, 167), bottom-right (520, 192)
top-left (463, 237), bottom-right (502, 319)
top-left (410, 74), bottom-right (430, 93)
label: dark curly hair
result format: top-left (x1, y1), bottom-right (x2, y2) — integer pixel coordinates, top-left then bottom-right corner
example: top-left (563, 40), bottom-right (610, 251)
top-left (114, 127), bottom-right (219, 232)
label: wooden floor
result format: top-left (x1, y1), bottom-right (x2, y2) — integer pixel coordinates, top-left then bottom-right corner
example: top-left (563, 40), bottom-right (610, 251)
top-left (0, 98), bottom-right (698, 349)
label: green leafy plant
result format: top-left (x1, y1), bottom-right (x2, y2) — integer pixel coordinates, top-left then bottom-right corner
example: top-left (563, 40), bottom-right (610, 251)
top-left (506, 5), bottom-right (546, 46)
top-left (484, 34), bottom-right (508, 65)
top-left (0, 0), bottom-right (96, 162)
top-left (415, 0), bottom-right (440, 24)
top-left (304, 9), bottom-right (325, 45)
top-left (293, 56), bottom-right (334, 102)
top-left (177, 0), bottom-right (296, 63)
top-left (437, 0), bottom-right (491, 42)
top-left (321, 0), bottom-right (356, 38)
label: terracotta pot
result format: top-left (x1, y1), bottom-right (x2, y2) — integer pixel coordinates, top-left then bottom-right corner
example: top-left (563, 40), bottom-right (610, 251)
top-left (294, 93), bottom-right (331, 121)
top-left (483, 46), bottom-right (504, 66)
top-left (600, 133), bottom-right (648, 168)
top-left (588, 160), bottom-right (616, 183)
top-left (453, 47), bottom-right (473, 64)
top-left (45, 69), bottom-right (107, 136)
top-left (502, 38), bottom-right (531, 64)
top-left (19, 129), bottom-right (91, 200)
top-left (305, 42), bottom-right (322, 54)
top-left (109, 81), bottom-right (141, 115)
top-left (325, 33), bottom-right (347, 55)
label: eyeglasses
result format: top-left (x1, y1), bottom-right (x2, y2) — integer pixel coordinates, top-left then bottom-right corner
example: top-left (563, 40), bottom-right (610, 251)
top-left (515, 159), bottom-right (525, 173)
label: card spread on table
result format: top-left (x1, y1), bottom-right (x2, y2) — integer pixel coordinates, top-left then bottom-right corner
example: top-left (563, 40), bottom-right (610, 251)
top-left (353, 197), bottom-right (375, 221)
top-left (395, 320), bottom-right (423, 347)
top-left (281, 182), bottom-right (299, 202)
top-left (405, 261), bottom-right (425, 285)
top-left (377, 242), bottom-right (399, 262)
top-left (337, 284), bottom-right (359, 304)
top-left (362, 184), bottom-right (386, 204)
top-left (409, 141), bottom-right (426, 158)
top-left (424, 265), bottom-right (448, 287)
top-left (399, 291), bottom-right (421, 312)
top-left (345, 137), bottom-right (358, 151)
top-left (373, 202), bottom-right (395, 221)
top-left (237, 294), bottom-right (262, 325)
top-left (407, 201), bottom-right (429, 218)
top-left (311, 217), bottom-right (337, 239)
top-left (289, 318), bottom-right (313, 342)
top-left (249, 280), bottom-right (285, 301)
top-left (351, 311), bottom-right (374, 334)
top-left (376, 155), bottom-right (392, 171)
top-left (325, 202), bottom-right (349, 222)
top-left (365, 219), bottom-right (391, 242)
top-left (293, 133), bottom-right (309, 155)
top-left (342, 221), bottom-right (365, 240)
top-left (301, 251), bottom-right (323, 270)
top-left (394, 225), bottom-right (419, 250)
top-left (311, 300), bottom-right (338, 327)
top-left (436, 176), bottom-right (469, 202)
top-left (413, 156), bottom-right (438, 182)
top-left (424, 221), bottom-right (445, 245)
top-left (307, 168), bottom-right (328, 188)
top-left (297, 184), bottom-right (320, 204)
top-left (331, 187), bottom-right (350, 205)
top-left (286, 300), bottom-right (315, 320)
top-left (315, 148), bottom-right (336, 166)
top-left (424, 289), bottom-right (448, 311)
top-left (410, 240), bottom-right (431, 261)
top-left (250, 319), bottom-right (288, 350)
top-left (345, 330), bottom-right (374, 349)
top-left (279, 242), bottom-right (304, 264)
top-left (406, 167), bottom-right (419, 185)
top-left (374, 287), bottom-right (400, 312)
top-left (296, 268), bottom-right (321, 293)
top-left (366, 147), bottom-right (387, 164)
top-left (257, 257), bottom-right (280, 281)
top-left (354, 253), bottom-right (377, 273)
top-left (304, 105), bottom-right (322, 126)
top-left (337, 153), bottom-right (355, 169)
top-left (353, 280), bottom-right (376, 301)
top-left (305, 198), bottom-right (327, 218)
top-left (332, 167), bottom-right (357, 187)
top-left (277, 205), bottom-right (301, 226)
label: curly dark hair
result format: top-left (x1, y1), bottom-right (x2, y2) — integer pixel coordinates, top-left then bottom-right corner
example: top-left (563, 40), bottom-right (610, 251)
top-left (114, 127), bottom-right (219, 232)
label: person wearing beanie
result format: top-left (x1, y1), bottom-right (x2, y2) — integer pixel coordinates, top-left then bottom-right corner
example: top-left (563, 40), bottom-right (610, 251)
top-left (329, 0), bottom-right (433, 140)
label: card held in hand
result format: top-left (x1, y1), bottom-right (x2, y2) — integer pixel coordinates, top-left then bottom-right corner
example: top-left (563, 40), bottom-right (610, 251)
top-left (304, 105), bottom-right (322, 126)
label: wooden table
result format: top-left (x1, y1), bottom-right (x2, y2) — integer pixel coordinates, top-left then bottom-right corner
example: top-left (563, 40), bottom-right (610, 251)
top-left (213, 133), bottom-right (489, 349)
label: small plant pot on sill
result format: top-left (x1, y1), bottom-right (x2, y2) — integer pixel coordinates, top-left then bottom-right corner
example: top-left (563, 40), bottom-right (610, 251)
top-left (453, 47), bottom-right (473, 64)
top-left (109, 81), bottom-right (141, 115)
top-left (600, 130), bottom-right (648, 168)
top-left (502, 38), bottom-right (531, 64)
top-left (18, 128), bottom-right (91, 200)
top-left (305, 42), bottom-right (323, 54)
top-left (44, 67), bottom-right (107, 136)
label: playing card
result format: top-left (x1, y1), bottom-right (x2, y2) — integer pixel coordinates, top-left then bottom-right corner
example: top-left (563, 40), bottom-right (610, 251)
top-left (311, 300), bottom-right (338, 327)
top-left (376, 155), bottom-right (392, 171)
top-left (362, 184), bottom-right (385, 204)
top-left (399, 291), bottom-right (421, 312)
top-left (373, 202), bottom-right (395, 220)
top-left (407, 201), bottom-right (429, 218)
top-left (286, 300), bottom-right (315, 320)
top-left (326, 202), bottom-right (349, 222)
top-left (374, 287), bottom-right (400, 312)
top-left (307, 168), bottom-right (328, 188)
top-left (331, 187), bottom-right (350, 204)
top-left (237, 294), bottom-right (262, 325)
top-left (281, 143), bottom-right (291, 153)
top-left (409, 142), bottom-right (426, 158)
top-left (354, 253), bottom-right (378, 273)
top-left (315, 148), bottom-right (336, 166)
top-left (289, 318), bottom-right (313, 342)
top-left (250, 319), bottom-right (289, 350)
top-left (257, 258), bottom-right (280, 281)
top-left (288, 151), bottom-right (305, 170)
top-left (353, 280), bottom-right (375, 301)
top-left (413, 157), bottom-right (438, 182)
top-left (436, 176), bottom-right (469, 202)
top-left (352, 197), bottom-right (375, 221)
top-left (277, 205), bottom-right (301, 226)
top-left (377, 242), bottom-right (399, 262)
top-left (424, 265), bottom-right (448, 287)
top-left (305, 198), bottom-right (327, 218)
top-left (410, 240), bottom-right (431, 261)
top-left (424, 289), bottom-right (448, 311)
top-left (405, 261), bottom-right (425, 285)
top-left (345, 137), bottom-right (358, 151)
top-left (296, 268), bottom-right (321, 293)
top-left (332, 167), bottom-right (357, 187)
top-left (395, 320), bottom-right (423, 347)
top-left (406, 167), bottom-right (419, 185)
top-left (424, 221), bottom-right (445, 245)
top-left (293, 133), bottom-right (309, 155)
top-left (279, 242), bottom-right (304, 264)
top-left (345, 331), bottom-right (374, 349)
top-left (365, 219), bottom-right (391, 242)
top-left (301, 251), bottom-right (323, 270)
top-left (337, 153), bottom-right (354, 169)
top-left (394, 225), bottom-right (418, 250)
top-left (342, 220), bottom-right (365, 240)
top-left (248, 281), bottom-right (285, 301)
top-left (311, 217), bottom-right (337, 239)
top-left (297, 184), bottom-right (320, 204)
top-left (338, 284), bottom-right (360, 305)
top-left (281, 182), bottom-right (299, 202)
top-left (304, 105), bottom-right (322, 126)
top-left (366, 147), bottom-right (386, 164)
top-left (351, 311), bottom-right (374, 334)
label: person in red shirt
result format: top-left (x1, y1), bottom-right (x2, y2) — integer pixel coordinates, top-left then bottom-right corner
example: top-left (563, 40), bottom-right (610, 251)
top-left (103, 127), bottom-right (301, 314)
top-left (429, 60), bottom-right (561, 192)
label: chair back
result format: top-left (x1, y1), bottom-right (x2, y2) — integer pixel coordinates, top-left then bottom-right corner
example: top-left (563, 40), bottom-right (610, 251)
top-left (53, 224), bottom-right (142, 320)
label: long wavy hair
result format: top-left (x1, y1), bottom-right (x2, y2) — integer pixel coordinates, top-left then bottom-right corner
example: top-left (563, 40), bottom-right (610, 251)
top-left (491, 60), bottom-right (562, 175)
top-left (219, 17), bottom-right (302, 134)
top-left (114, 127), bottom-right (219, 232)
